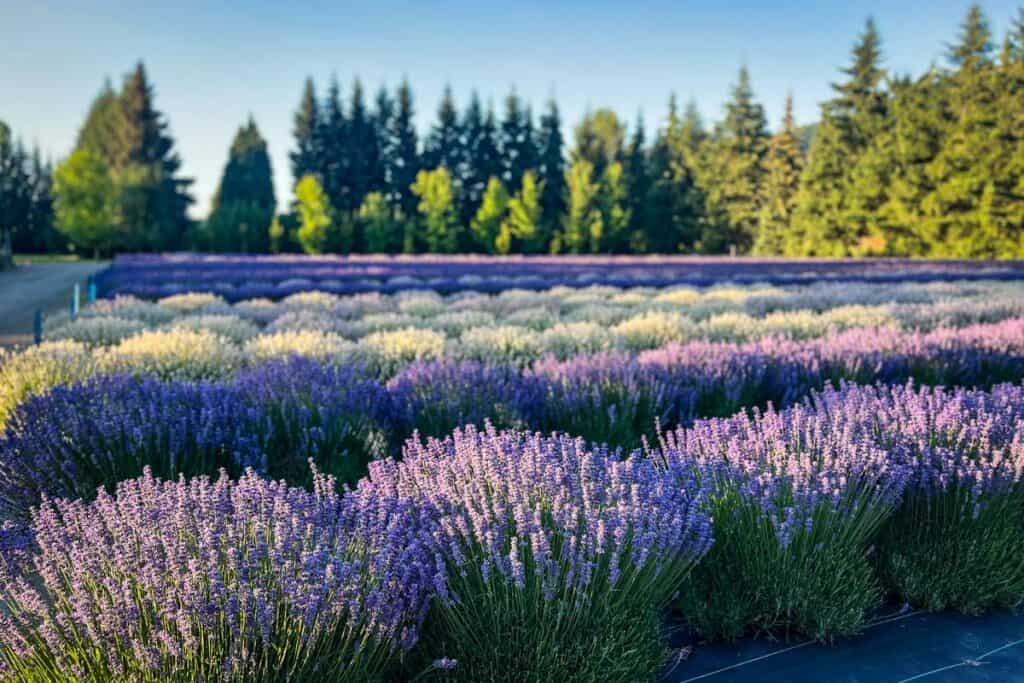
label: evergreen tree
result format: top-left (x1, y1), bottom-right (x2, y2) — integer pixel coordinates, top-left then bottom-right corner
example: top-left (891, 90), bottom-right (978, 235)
top-left (701, 66), bottom-right (769, 253)
top-left (411, 167), bottom-right (459, 253)
top-left (373, 86), bottom-right (395, 196)
top-left (290, 78), bottom-right (321, 185)
top-left (624, 114), bottom-right (651, 251)
top-left (204, 118), bottom-right (276, 252)
top-left (386, 80), bottom-right (420, 217)
top-left (501, 170), bottom-right (545, 253)
top-left (536, 99), bottom-right (566, 235)
top-left (77, 81), bottom-right (123, 164)
top-left (424, 86), bottom-right (461, 171)
top-left (0, 122), bottom-right (31, 266)
top-left (792, 18), bottom-right (889, 255)
top-left (319, 77), bottom-right (348, 214)
top-left (571, 109), bottom-right (624, 178)
top-left (359, 191), bottom-right (402, 253)
top-left (295, 174), bottom-right (344, 254)
top-left (754, 95), bottom-right (804, 255)
top-left (52, 148), bottom-right (120, 258)
top-left (346, 78), bottom-right (379, 217)
top-left (598, 162), bottom-right (632, 252)
top-left (19, 148), bottom-right (58, 254)
top-left (499, 90), bottom-right (537, 191)
top-left (646, 96), bottom-right (703, 253)
top-left (457, 93), bottom-right (500, 228)
top-left (115, 62), bottom-right (194, 250)
top-left (470, 176), bottom-right (509, 253)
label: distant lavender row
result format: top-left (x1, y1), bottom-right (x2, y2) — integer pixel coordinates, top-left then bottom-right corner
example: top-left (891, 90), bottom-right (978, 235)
top-left (95, 254), bottom-right (1024, 300)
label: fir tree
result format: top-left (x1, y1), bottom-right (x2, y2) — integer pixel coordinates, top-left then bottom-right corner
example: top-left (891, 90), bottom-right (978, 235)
top-left (571, 109), bottom-right (624, 179)
top-left (754, 94), bottom-right (804, 255)
top-left (346, 78), bottom-right (380, 218)
top-left (0, 122), bottom-right (31, 266)
top-left (701, 66), bottom-right (769, 253)
top-left (624, 114), bottom-right (651, 251)
top-left (290, 78), bottom-right (321, 186)
top-left (536, 99), bottom-right (566, 234)
top-left (319, 77), bottom-right (348, 214)
top-left (386, 79), bottom-right (420, 217)
top-left (205, 118), bottom-right (276, 253)
top-left (424, 86), bottom-right (461, 172)
top-left (645, 96), bottom-right (703, 253)
top-left (499, 90), bottom-right (537, 191)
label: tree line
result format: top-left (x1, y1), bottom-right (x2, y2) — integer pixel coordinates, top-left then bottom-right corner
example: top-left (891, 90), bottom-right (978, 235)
top-left (1, 4), bottom-right (1022, 262)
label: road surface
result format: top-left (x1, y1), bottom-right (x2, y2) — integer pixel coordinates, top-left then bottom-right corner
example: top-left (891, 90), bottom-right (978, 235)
top-left (0, 261), bottom-right (107, 348)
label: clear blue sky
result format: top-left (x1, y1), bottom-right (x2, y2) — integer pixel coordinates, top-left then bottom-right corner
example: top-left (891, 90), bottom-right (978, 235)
top-left (1, 1), bottom-right (1021, 217)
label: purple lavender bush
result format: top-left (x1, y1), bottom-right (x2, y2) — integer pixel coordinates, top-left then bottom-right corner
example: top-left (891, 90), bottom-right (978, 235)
top-left (387, 359), bottom-right (545, 440)
top-left (233, 357), bottom-right (396, 486)
top-left (831, 383), bottom-right (1024, 613)
top-left (659, 396), bottom-right (910, 641)
top-left (0, 468), bottom-right (438, 681)
top-left (0, 375), bottom-right (266, 520)
top-left (357, 424), bottom-right (713, 681)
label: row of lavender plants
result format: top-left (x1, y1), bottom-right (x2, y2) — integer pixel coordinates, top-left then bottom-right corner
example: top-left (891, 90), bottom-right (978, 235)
top-left (95, 254), bottom-right (1024, 300)
top-left (43, 282), bottom-right (1024, 355)
top-left (4, 317), bottom-right (1024, 447)
top-left (1, 382), bottom-right (1021, 680)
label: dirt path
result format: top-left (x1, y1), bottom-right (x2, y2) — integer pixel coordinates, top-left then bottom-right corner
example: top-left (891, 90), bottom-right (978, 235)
top-left (0, 261), bottom-right (107, 348)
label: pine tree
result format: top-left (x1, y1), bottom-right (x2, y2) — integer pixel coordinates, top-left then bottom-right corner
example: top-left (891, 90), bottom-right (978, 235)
top-left (115, 62), bottom-right (194, 251)
top-left (19, 148), bottom-right (58, 254)
top-left (501, 170), bottom-right (545, 253)
top-left (0, 122), bottom-right (30, 266)
top-left (346, 78), bottom-right (379, 218)
top-left (624, 114), bottom-right (651, 251)
top-left (411, 167), bottom-right (459, 253)
top-left (470, 176), bottom-right (509, 253)
top-left (536, 100), bottom-right (566, 235)
top-left (754, 95), bottom-right (804, 255)
top-left (77, 81), bottom-right (123, 164)
top-left (499, 90), bottom-right (537, 191)
top-left (291, 78), bottom-right (321, 186)
top-left (386, 80), bottom-right (420, 217)
top-left (701, 66), bottom-right (769, 253)
top-left (424, 86), bottom-right (461, 171)
top-left (645, 96), bottom-right (703, 253)
top-left (319, 77), bottom-right (348, 214)
top-left (205, 118), bottom-right (276, 252)
top-left (792, 19), bottom-right (889, 255)
top-left (571, 109), bottom-right (625, 179)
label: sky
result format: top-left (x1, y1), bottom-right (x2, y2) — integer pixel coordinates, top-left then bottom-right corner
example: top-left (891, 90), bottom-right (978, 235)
top-left (1, 1), bottom-right (1021, 217)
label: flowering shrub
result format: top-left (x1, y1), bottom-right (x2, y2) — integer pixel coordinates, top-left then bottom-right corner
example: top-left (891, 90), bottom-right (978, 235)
top-left (0, 341), bottom-right (97, 428)
top-left (157, 291), bottom-right (226, 313)
top-left (358, 327), bottom-right (446, 376)
top-left (98, 329), bottom-right (242, 381)
top-left (45, 316), bottom-right (147, 346)
top-left (660, 392), bottom-right (910, 641)
top-left (841, 383), bottom-right (1024, 613)
top-left (614, 311), bottom-right (696, 350)
top-left (455, 325), bottom-right (541, 365)
top-left (0, 469), bottom-right (437, 681)
top-left (0, 375), bottom-right (265, 519)
top-left (165, 314), bottom-right (260, 343)
top-left (244, 330), bottom-right (354, 364)
top-left (233, 358), bottom-right (394, 485)
top-left (359, 425), bottom-right (712, 681)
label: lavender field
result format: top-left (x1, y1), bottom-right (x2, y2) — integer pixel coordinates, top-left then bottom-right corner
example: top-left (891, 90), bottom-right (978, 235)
top-left (1, 257), bottom-right (1023, 681)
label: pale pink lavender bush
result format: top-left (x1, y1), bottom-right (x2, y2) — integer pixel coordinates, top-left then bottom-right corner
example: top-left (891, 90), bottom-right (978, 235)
top-left (0, 468), bottom-right (438, 681)
top-left (357, 424), bottom-right (712, 680)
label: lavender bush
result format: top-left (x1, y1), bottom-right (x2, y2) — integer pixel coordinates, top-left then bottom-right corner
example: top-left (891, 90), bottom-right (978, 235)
top-left (232, 357), bottom-right (396, 486)
top-left (659, 397), bottom-right (910, 641)
top-left (0, 469), bottom-right (438, 681)
top-left (830, 383), bottom-right (1024, 613)
top-left (358, 425), bottom-right (713, 681)
top-left (0, 375), bottom-right (266, 520)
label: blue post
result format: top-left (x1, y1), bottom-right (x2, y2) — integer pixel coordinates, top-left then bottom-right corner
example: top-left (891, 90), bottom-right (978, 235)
top-left (71, 283), bottom-right (80, 321)
top-left (33, 310), bottom-right (42, 345)
top-left (87, 275), bottom-right (97, 303)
